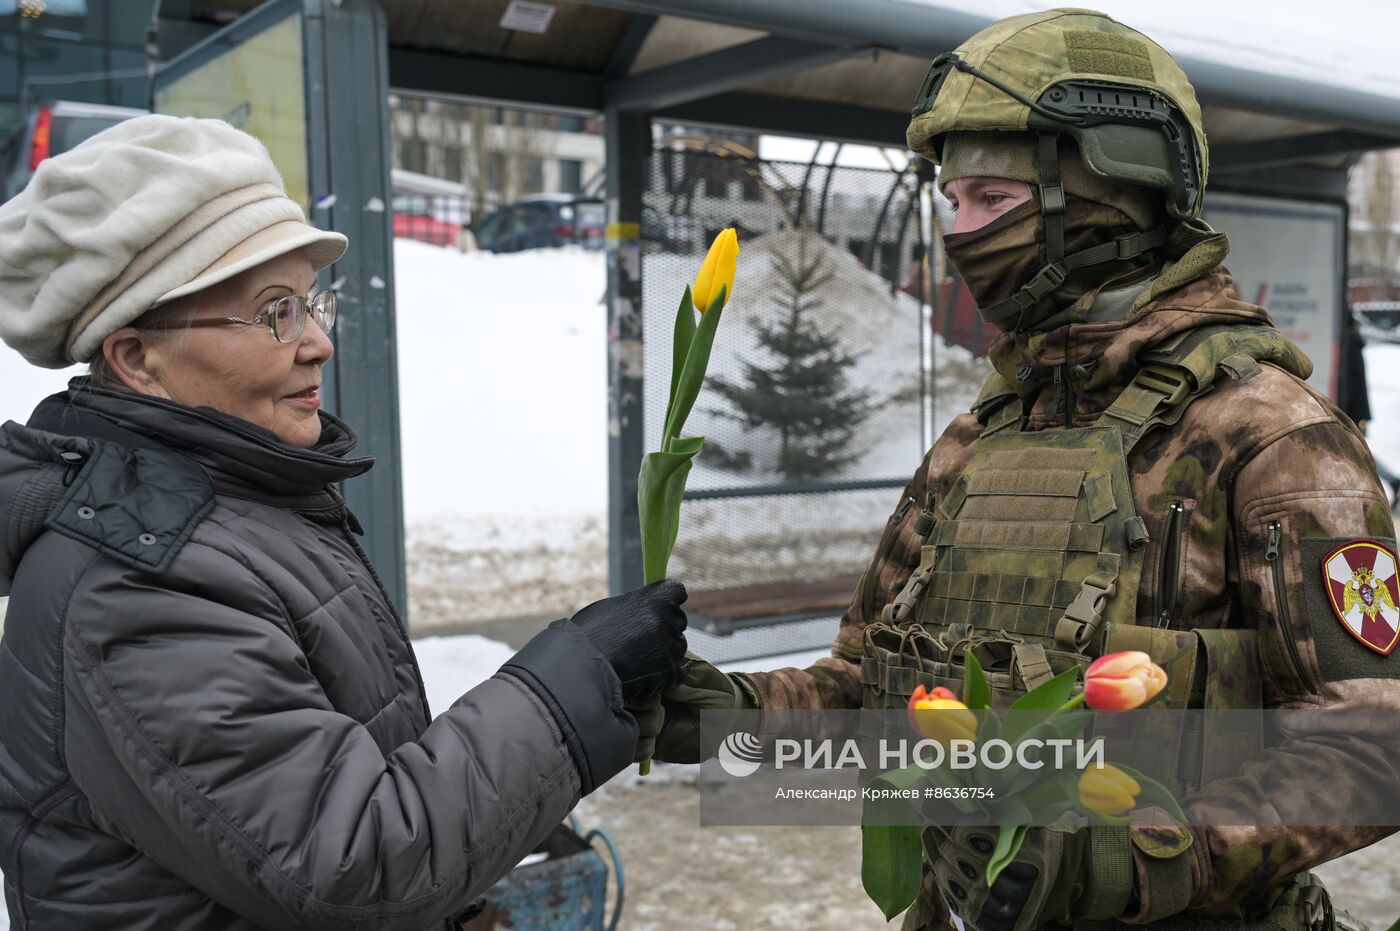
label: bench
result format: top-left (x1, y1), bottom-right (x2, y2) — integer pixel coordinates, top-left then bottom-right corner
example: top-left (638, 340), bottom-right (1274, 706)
top-left (684, 573), bottom-right (862, 635)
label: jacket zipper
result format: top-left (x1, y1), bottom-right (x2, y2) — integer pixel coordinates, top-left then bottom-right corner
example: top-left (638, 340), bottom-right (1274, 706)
top-left (892, 495), bottom-right (916, 526)
top-left (1053, 365), bottom-right (1067, 425)
top-left (1265, 521), bottom-right (1309, 684)
top-left (338, 519), bottom-right (434, 725)
top-left (1063, 362), bottom-right (1076, 425)
top-left (1156, 501), bottom-right (1185, 627)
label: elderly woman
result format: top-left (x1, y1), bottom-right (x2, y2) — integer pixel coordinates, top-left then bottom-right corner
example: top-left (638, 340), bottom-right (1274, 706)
top-left (0, 115), bottom-right (688, 930)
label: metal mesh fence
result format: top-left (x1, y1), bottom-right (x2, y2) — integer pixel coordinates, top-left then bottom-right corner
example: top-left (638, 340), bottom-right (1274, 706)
top-left (642, 148), bottom-right (941, 610)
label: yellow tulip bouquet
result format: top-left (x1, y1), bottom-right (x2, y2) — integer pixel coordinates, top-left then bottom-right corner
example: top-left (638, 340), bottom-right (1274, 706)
top-left (862, 650), bottom-right (1186, 921)
top-left (635, 229), bottom-right (738, 775)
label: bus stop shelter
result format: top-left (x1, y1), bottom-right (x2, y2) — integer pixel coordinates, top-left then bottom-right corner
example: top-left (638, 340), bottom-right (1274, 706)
top-left (153, 0), bottom-right (1400, 624)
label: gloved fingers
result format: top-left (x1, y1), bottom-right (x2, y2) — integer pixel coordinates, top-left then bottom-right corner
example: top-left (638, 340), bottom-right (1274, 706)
top-left (976, 828), bottom-right (1066, 931)
top-left (643, 577), bottom-right (689, 608)
top-left (654, 708), bottom-right (704, 763)
top-left (663, 681), bottom-right (743, 710)
top-left (627, 697), bottom-right (664, 734)
top-left (948, 826), bottom-right (999, 858)
top-left (973, 893), bottom-right (1024, 931)
top-left (931, 855), bottom-right (985, 925)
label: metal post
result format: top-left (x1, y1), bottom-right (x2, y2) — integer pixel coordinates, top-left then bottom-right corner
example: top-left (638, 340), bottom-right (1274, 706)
top-left (605, 108), bottom-right (649, 595)
top-left (302, 0), bottom-right (407, 614)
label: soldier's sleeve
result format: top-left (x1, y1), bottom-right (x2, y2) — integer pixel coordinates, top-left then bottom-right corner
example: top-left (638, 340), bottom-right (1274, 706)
top-left (1126, 414), bottom-right (1400, 922)
top-left (735, 445), bottom-right (938, 711)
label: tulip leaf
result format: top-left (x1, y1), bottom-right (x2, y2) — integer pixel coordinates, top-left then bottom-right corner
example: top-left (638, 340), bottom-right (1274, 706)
top-left (664, 288), bottom-right (697, 444)
top-left (861, 822), bottom-right (922, 921)
top-left (662, 284), bottom-right (726, 445)
top-left (638, 448), bottom-right (698, 584)
top-left (1009, 666), bottom-right (1079, 713)
top-left (985, 795), bottom-right (1031, 827)
top-left (861, 774), bottom-right (924, 922)
top-left (1002, 708), bottom-right (1092, 757)
top-left (962, 650), bottom-right (990, 710)
top-left (910, 763), bottom-right (982, 816)
top-left (1111, 764), bottom-right (1188, 825)
top-left (985, 824), bottom-right (1030, 887)
top-left (1012, 783), bottom-right (1077, 826)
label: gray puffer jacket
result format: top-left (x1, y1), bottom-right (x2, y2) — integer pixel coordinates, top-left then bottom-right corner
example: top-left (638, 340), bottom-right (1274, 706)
top-left (0, 382), bottom-right (637, 929)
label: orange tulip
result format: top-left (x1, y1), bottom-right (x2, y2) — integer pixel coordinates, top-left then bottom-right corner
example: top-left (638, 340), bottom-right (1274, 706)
top-left (1083, 651), bottom-right (1167, 711)
top-left (1078, 762), bottom-right (1141, 818)
top-left (692, 228), bottom-right (738, 313)
top-left (908, 683), bottom-right (978, 745)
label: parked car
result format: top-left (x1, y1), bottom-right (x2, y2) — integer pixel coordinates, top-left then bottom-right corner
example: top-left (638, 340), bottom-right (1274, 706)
top-left (473, 194), bottom-right (605, 253)
top-left (641, 204), bottom-right (702, 254)
top-left (391, 193), bottom-right (472, 249)
top-left (1, 100), bottom-right (148, 200)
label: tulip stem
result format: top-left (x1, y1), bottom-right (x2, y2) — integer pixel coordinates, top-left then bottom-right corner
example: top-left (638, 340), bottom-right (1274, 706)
top-left (1059, 693), bottom-right (1086, 712)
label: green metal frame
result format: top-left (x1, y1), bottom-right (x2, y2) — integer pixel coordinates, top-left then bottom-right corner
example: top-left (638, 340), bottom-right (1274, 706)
top-left (153, 0), bottom-right (406, 615)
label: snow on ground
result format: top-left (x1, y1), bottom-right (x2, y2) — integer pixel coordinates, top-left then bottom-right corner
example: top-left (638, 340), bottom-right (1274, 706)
top-left (1362, 342), bottom-right (1400, 478)
top-left (411, 629), bottom-right (839, 717)
top-left (396, 237), bottom-right (975, 630)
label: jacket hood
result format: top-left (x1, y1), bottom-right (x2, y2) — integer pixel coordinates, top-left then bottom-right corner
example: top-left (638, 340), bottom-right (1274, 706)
top-left (983, 222), bottom-right (1313, 429)
top-left (0, 381), bottom-right (374, 592)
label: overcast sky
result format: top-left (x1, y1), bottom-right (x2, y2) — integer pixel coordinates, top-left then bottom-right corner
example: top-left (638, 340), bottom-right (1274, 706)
top-left (906, 0), bottom-right (1400, 96)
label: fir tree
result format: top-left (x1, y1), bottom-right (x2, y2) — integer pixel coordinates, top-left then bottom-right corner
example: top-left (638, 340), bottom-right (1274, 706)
top-left (706, 232), bottom-right (874, 481)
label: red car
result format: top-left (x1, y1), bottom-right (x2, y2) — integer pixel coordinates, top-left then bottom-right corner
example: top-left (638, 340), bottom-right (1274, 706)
top-left (392, 210), bottom-right (465, 248)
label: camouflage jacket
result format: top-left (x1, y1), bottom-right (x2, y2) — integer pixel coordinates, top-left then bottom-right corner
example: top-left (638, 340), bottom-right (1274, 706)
top-left (740, 231), bottom-right (1400, 924)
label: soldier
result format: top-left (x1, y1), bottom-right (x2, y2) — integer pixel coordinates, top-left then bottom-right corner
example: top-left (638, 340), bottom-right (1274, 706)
top-left (637, 8), bottom-right (1400, 931)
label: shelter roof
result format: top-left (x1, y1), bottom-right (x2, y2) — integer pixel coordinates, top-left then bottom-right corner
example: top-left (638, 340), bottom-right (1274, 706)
top-left (163, 0), bottom-right (1400, 173)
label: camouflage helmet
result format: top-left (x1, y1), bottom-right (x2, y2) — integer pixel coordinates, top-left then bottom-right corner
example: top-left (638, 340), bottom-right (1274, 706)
top-left (907, 8), bottom-right (1208, 220)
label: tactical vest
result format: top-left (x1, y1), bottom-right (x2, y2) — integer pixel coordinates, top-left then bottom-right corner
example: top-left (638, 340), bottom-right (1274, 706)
top-left (862, 324), bottom-right (1307, 796)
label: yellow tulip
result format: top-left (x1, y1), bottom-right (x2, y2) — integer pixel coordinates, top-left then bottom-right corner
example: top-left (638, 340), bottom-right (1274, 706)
top-left (692, 228), bottom-right (739, 313)
top-left (1078, 762), bottom-right (1141, 818)
top-left (907, 684), bottom-right (978, 746)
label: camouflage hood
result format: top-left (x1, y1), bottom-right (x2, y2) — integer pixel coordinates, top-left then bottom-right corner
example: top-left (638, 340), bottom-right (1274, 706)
top-left (984, 220), bottom-right (1313, 429)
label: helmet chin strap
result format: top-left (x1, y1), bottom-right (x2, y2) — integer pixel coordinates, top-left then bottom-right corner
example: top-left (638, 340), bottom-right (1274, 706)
top-left (977, 131), bottom-right (1167, 330)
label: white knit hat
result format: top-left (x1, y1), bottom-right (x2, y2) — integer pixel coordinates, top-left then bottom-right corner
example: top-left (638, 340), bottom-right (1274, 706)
top-left (0, 114), bottom-right (347, 368)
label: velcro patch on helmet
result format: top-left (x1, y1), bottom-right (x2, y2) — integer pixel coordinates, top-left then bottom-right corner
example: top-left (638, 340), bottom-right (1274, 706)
top-left (1065, 31), bottom-right (1154, 82)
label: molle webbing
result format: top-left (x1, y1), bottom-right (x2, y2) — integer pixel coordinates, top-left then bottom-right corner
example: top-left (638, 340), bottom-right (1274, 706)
top-left (910, 428), bottom-right (1142, 659)
top-left (933, 519), bottom-right (1104, 552)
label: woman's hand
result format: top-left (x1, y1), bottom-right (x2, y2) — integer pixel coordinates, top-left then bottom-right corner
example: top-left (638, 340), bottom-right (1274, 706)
top-left (567, 579), bottom-right (690, 701)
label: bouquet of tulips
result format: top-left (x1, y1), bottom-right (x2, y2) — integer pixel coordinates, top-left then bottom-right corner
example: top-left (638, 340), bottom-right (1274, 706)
top-left (862, 650), bottom-right (1184, 921)
top-left (634, 228), bottom-right (738, 775)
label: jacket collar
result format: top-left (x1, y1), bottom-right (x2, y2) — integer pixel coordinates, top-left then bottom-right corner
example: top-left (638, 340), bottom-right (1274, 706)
top-left (27, 379), bottom-right (373, 510)
top-left (983, 224), bottom-right (1306, 429)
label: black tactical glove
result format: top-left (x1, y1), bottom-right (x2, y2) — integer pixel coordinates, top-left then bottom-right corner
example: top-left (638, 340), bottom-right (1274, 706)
top-left (566, 579), bottom-right (690, 701)
top-left (628, 654), bottom-right (761, 763)
top-left (929, 824), bottom-right (1134, 931)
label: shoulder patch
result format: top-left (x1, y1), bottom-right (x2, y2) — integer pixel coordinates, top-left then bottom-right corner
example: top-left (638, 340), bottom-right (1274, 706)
top-left (46, 440), bottom-right (214, 576)
top-left (1322, 540), bottom-right (1400, 656)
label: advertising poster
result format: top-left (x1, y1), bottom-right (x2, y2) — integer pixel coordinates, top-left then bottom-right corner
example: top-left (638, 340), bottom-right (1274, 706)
top-left (153, 9), bottom-right (309, 211)
top-left (1204, 192), bottom-right (1344, 398)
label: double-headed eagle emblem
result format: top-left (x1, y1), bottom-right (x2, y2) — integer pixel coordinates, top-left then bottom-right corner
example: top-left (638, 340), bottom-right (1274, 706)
top-left (1342, 563), bottom-right (1398, 622)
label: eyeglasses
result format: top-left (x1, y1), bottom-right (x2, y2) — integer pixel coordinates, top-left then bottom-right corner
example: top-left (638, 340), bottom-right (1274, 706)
top-left (144, 291), bottom-right (337, 343)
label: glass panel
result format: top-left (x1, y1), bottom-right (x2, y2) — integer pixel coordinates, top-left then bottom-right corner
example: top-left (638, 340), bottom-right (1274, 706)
top-left (51, 113), bottom-right (121, 153)
top-left (558, 157), bottom-right (581, 194)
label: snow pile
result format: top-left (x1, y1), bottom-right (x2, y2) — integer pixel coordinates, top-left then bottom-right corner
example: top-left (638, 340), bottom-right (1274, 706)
top-left (401, 237), bottom-right (975, 624)
top-left (394, 241), bottom-right (611, 627)
top-left (645, 229), bottom-right (928, 483)
top-left (639, 230), bottom-right (980, 591)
